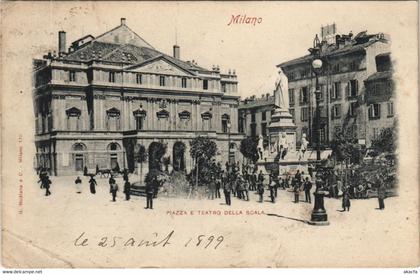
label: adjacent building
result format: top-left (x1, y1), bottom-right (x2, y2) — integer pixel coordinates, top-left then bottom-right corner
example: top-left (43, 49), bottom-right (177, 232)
top-left (33, 18), bottom-right (242, 176)
top-left (240, 27), bottom-right (395, 151)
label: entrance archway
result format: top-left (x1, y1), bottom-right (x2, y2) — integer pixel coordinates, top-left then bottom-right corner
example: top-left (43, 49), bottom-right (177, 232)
top-left (173, 141), bottom-right (186, 171)
top-left (72, 143), bottom-right (87, 172)
top-left (107, 142), bottom-right (121, 171)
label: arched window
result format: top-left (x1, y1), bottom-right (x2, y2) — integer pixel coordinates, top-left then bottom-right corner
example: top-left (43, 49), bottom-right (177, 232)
top-left (107, 142), bottom-right (121, 171)
top-left (72, 143), bottom-right (86, 172)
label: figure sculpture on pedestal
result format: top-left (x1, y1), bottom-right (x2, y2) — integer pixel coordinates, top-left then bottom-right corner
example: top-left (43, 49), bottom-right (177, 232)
top-left (278, 133), bottom-right (288, 160)
top-left (274, 69), bottom-right (289, 111)
top-left (299, 133), bottom-right (309, 160)
top-left (257, 134), bottom-right (265, 161)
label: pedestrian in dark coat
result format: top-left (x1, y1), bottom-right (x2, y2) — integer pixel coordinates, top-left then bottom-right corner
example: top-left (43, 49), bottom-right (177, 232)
top-left (215, 178), bottom-right (221, 199)
top-left (304, 178), bottom-right (312, 203)
top-left (42, 176), bottom-right (52, 196)
top-left (123, 180), bottom-right (131, 201)
top-left (109, 175), bottom-right (116, 193)
top-left (269, 179), bottom-right (276, 203)
top-left (110, 182), bottom-right (119, 202)
top-left (123, 169), bottom-right (129, 182)
top-left (145, 184), bottom-right (154, 209)
top-left (89, 175), bottom-right (97, 194)
top-left (378, 181), bottom-right (386, 210)
top-left (342, 188), bottom-right (351, 211)
top-left (258, 171), bottom-right (264, 185)
top-left (257, 183), bottom-right (264, 203)
top-left (223, 182), bottom-right (231, 206)
top-left (250, 172), bottom-right (257, 191)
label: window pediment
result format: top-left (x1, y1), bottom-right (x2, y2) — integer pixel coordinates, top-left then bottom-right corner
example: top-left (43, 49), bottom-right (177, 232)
top-left (106, 107), bottom-right (120, 117)
top-left (178, 110), bottom-right (191, 120)
top-left (66, 107), bottom-right (81, 117)
top-left (201, 111), bottom-right (213, 120)
top-left (156, 109), bottom-right (170, 119)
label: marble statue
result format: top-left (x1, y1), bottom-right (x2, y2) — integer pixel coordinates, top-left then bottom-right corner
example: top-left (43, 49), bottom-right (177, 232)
top-left (299, 133), bottom-right (309, 160)
top-left (278, 132), bottom-right (288, 160)
top-left (274, 68), bottom-right (290, 110)
top-left (257, 134), bottom-right (265, 160)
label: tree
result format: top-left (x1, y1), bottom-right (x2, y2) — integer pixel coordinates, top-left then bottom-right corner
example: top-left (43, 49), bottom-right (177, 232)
top-left (331, 131), bottom-right (364, 165)
top-left (173, 142), bottom-right (186, 171)
top-left (134, 144), bottom-right (148, 181)
top-left (240, 136), bottom-right (259, 163)
top-left (189, 137), bottom-right (218, 186)
top-left (371, 127), bottom-right (396, 155)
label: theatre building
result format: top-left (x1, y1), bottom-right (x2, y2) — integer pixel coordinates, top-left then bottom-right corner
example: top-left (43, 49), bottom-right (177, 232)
top-left (33, 18), bottom-right (242, 176)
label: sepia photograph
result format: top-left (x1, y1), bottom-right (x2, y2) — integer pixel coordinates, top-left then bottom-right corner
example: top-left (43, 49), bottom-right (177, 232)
top-left (1, 1), bottom-right (419, 270)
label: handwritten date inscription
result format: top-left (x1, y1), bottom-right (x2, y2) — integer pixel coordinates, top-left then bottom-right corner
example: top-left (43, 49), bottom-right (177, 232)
top-left (74, 231), bottom-right (224, 250)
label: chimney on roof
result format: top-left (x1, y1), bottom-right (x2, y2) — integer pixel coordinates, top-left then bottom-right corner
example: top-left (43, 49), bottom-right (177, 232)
top-left (58, 31), bottom-right (66, 57)
top-left (121, 18), bottom-right (126, 26)
top-left (173, 45), bottom-right (180, 59)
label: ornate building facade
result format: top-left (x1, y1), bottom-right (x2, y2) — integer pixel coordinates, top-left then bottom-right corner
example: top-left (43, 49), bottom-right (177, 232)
top-left (33, 18), bottom-right (242, 176)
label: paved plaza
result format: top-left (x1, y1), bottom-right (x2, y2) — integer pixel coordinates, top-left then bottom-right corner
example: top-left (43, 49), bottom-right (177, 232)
top-left (3, 175), bottom-right (416, 268)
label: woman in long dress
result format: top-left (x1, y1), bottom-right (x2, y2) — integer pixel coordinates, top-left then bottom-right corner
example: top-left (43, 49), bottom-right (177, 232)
top-left (89, 175), bottom-right (97, 194)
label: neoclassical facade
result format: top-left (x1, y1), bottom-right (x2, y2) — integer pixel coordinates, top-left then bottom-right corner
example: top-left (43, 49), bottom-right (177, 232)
top-left (33, 18), bottom-right (242, 176)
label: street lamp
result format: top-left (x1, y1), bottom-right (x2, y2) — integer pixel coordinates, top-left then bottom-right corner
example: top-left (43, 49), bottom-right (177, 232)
top-left (308, 54), bottom-right (329, 226)
top-left (312, 58), bottom-right (322, 161)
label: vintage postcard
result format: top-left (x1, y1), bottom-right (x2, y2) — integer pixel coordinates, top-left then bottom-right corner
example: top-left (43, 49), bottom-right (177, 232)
top-left (1, 1), bottom-right (419, 269)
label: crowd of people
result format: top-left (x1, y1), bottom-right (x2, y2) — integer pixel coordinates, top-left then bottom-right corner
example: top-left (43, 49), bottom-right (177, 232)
top-left (37, 161), bottom-right (389, 211)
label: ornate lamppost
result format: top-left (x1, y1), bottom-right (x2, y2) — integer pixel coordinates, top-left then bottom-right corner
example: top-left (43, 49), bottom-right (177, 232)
top-left (227, 120), bottom-right (232, 171)
top-left (308, 49), bottom-right (329, 226)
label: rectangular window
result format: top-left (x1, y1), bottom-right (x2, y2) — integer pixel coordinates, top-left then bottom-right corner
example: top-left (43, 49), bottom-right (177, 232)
top-left (221, 83), bottom-right (226, 93)
top-left (301, 107), bottom-right (309, 121)
top-left (181, 77), bottom-right (187, 88)
top-left (262, 111), bottom-right (267, 121)
top-left (387, 101), bottom-right (394, 117)
top-left (368, 104), bottom-right (381, 119)
top-left (238, 116), bottom-right (245, 133)
top-left (348, 80), bottom-right (358, 98)
top-left (331, 104), bottom-right (341, 119)
top-left (331, 82), bottom-right (341, 100)
top-left (222, 120), bottom-right (228, 133)
top-left (109, 72), bottom-right (116, 83)
top-left (136, 73), bottom-right (142, 85)
top-left (159, 76), bottom-right (166, 86)
top-left (299, 87), bottom-right (309, 104)
top-left (203, 79), bottom-right (208, 90)
top-left (288, 89), bottom-right (295, 105)
top-left (250, 123), bottom-right (257, 137)
top-left (136, 116), bottom-right (143, 130)
top-left (69, 70), bottom-right (76, 82)
top-left (251, 112), bottom-right (256, 123)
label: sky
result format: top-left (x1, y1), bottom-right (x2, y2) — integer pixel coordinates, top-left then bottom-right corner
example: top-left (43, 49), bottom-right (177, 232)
top-left (3, 1), bottom-right (417, 99)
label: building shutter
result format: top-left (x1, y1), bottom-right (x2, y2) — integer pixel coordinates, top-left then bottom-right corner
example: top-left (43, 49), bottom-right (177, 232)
top-left (345, 82), bottom-right (350, 98)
